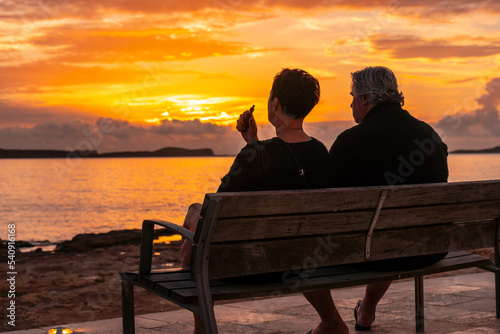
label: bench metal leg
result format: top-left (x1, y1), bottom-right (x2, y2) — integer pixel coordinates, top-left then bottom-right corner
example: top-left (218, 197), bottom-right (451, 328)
top-left (200, 297), bottom-right (218, 334)
top-left (121, 281), bottom-right (135, 334)
top-left (496, 269), bottom-right (500, 319)
top-left (197, 272), bottom-right (218, 333)
top-left (415, 276), bottom-right (424, 333)
top-left (495, 218), bottom-right (500, 318)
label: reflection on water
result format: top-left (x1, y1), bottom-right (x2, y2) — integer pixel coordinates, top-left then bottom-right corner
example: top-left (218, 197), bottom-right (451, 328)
top-left (1, 154), bottom-right (499, 242)
top-left (155, 235), bottom-right (183, 244)
top-left (448, 154), bottom-right (500, 182)
top-left (1, 157), bottom-right (233, 242)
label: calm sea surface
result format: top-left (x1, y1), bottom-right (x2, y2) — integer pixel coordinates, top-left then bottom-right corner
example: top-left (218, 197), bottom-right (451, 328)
top-left (1, 155), bottom-right (500, 243)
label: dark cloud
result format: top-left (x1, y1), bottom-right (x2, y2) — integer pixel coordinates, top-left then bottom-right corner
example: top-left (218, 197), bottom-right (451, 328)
top-left (0, 0), bottom-right (264, 23)
top-left (370, 35), bottom-right (500, 59)
top-left (436, 78), bottom-right (500, 139)
top-left (0, 117), bottom-right (242, 154)
top-left (0, 101), bottom-right (95, 127)
top-left (2, 0), bottom-right (499, 23)
top-left (0, 120), bottom-right (92, 150)
top-left (152, 119), bottom-right (230, 136)
top-left (304, 120), bottom-right (355, 149)
top-left (407, 0), bottom-right (500, 17)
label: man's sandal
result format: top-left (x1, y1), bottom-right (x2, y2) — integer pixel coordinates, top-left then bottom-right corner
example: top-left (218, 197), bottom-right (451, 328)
top-left (354, 300), bottom-right (375, 331)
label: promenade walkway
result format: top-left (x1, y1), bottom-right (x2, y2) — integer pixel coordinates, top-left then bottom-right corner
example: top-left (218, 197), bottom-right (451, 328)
top-left (6, 271), bottom-right (499, 334)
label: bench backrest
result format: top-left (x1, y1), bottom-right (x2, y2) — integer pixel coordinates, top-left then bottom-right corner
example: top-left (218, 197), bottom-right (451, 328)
top-left (192, 180), bottom-right (500, 279)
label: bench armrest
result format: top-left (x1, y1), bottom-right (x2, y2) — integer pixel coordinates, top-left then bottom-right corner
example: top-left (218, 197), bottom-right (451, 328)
top-left (139, 219), bottom-right (195, 275)
top-left (143, 219), bottom-right (195, 243)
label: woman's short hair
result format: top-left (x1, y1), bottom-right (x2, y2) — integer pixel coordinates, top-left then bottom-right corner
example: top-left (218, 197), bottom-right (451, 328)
top-left (271, 68), bottom-right (320, 119)
top-left (351, 66), bottom-right (405, 106)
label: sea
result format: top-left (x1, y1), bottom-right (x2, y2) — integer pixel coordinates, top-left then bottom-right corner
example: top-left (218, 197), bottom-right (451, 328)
top-left (1, 155), bottom-right (500, 246)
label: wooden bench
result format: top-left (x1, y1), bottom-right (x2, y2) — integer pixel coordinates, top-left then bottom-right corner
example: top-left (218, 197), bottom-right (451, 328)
top-left (121, 180), bottom-right (500, 333)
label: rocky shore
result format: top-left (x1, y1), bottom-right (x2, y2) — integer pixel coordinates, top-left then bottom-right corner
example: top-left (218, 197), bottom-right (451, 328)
top-left (0, 229), bottom-right (183, 332)
top-left (0, 230), bottom-right (495, 332)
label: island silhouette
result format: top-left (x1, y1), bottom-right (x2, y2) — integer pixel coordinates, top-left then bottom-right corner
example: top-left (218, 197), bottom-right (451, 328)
top-left (450, 145), bottom-right (500, 154)
top-left (0, 147), bottom-right (214, 158)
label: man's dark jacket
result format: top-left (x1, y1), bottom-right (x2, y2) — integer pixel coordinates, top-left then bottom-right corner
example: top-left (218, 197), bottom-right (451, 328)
top-left (329, 101), bottom-right (448, 187)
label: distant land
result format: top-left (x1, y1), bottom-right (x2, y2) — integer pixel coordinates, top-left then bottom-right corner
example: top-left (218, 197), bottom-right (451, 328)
top-left (450, 145), bottom-right (500, 154)
top-left (0, 147), bottom-right (214, 159)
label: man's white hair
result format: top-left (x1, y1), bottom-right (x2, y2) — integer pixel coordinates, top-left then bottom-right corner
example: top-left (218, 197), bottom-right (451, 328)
top-left (351, 66), bottom-right (405, 106)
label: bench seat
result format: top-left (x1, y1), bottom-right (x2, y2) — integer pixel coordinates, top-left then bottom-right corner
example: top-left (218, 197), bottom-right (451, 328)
top-left (122, 251), bottom-right (490, 305)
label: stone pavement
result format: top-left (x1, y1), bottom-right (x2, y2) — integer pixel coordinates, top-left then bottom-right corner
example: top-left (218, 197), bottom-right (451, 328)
top-left (5, 271), bottom-right (499, 334)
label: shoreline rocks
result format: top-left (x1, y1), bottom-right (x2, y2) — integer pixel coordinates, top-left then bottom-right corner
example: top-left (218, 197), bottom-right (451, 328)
top-left (55, 228), bottom-right (175, 252)
top-left (0, 228), bottom-right (175, 254)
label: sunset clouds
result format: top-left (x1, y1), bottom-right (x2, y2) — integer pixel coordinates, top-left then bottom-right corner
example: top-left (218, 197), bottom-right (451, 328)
top-left (1, 0), bottom-right (499, 153)
top-left (371, 35), bottom-right (500, 60)
top-left (437, 78), bottom-right (500, 137)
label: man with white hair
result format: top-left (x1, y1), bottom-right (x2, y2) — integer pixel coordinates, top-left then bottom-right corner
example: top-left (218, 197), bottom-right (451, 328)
top-left (304, 66), bottom-right (448, 334)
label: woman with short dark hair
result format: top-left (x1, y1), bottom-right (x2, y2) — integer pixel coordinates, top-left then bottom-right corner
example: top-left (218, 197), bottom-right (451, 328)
top-left (181, 68), bottom-right (331, 334)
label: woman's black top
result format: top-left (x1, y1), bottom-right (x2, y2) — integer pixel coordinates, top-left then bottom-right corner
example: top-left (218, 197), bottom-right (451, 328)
top-left (218, 137), bottom-right (330, 192)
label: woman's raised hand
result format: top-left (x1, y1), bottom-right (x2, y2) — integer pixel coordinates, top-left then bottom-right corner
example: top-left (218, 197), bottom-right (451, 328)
top-left (236, 105), bottom-right (258, 144)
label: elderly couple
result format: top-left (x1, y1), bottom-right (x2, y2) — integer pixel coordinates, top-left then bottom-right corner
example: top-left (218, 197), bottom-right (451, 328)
top-left (181, 66), bottom-right (449, 334)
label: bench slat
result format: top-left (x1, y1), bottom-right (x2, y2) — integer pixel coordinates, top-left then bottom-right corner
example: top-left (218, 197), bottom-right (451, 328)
top-left (212, 200), bottom-right (500, 242)
top-left (140, 271), bottom-right (191, 289)
top-left (372, 221), bottom-right (496, 259)
top-left (206, 181), bottom-right (500, 218)
top-left (376, 200), bottom-right (500, 230)
top-left (207, 220), bottom-right (497, 278)
top-left (213, 211), bottom-right (372, 242)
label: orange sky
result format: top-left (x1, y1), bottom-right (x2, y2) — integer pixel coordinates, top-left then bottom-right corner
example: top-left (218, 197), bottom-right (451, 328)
top-left (1, 0), bottom-right (500, 154)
